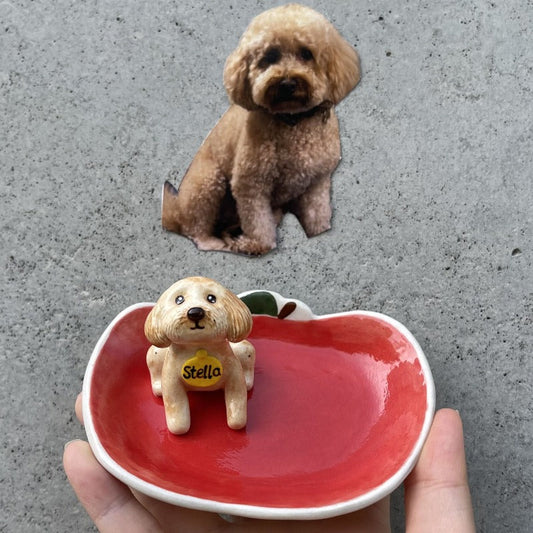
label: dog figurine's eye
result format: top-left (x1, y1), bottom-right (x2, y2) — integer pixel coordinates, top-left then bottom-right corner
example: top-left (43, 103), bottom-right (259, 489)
top-left (206, 294), bottom-right (217, 304)
top-left (300, 47), bottom-right (314, 61)
top-left (175, 295), bottom-right (185, 305)
top-left (259, 47), bottom-right (281, 69)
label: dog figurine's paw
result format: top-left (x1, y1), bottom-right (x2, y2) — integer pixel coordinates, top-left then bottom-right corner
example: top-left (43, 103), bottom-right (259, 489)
top-left (165, 412), bottom-right (191, 436)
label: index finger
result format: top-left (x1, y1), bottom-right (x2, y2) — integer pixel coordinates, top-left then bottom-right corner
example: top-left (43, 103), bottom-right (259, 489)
top-left (75, 392), bottom-right (83, 424)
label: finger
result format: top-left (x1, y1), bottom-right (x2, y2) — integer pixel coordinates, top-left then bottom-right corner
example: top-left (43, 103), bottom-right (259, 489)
top-left (216, 498), bottom-right (390, 533)
top-left (404, 408), bottom-right (475, 533)
top-left (75, 392), bottom-right (83, 424)
top-left (131, 490), bottom-right (227, 532)
top-left (63, 440), bottom-right (163, 533)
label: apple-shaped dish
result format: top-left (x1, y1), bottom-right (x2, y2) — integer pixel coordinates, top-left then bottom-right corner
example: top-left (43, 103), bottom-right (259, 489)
top-left (83, 290), bottom-right (435, 520)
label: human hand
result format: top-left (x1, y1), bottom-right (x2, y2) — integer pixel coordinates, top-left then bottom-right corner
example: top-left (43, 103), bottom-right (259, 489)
top-left (64, 395), bottom-right (475, 532)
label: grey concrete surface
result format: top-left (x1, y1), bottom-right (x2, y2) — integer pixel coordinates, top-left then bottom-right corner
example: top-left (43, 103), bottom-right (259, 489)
top-left (1, 0), bottom-right (531, 531)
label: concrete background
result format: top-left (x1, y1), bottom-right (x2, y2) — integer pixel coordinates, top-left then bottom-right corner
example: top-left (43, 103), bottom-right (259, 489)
top-left (1, 0), bottom-right (531, 531)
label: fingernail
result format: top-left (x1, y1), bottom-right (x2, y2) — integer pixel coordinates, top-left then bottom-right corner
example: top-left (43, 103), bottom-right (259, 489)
top-left (64, 439), bottom-right (82, 451)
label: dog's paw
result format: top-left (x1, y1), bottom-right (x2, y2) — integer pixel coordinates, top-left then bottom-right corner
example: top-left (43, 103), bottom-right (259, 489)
top-left (227, 417), bottom-right (247, 430)
top-left (226, 408), bottom-right (247, 430)
top-left (226, 235), bottom-right (276, 256)
top-left (166, 415), bottom-right (191, 435)
top-left (304, 219), bottom-right (331, 238)
top-left (194, 236), bottom-right (230, 252)
top-left (151, 380), bottom-right (162, 397)
top-left (297, 208), bottom-right (332, 237)
top-left (244, 370), bottom-right (255, 391)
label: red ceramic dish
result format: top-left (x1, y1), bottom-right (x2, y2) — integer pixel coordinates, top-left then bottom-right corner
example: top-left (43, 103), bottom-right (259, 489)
top-left (83, 292), bottom-right (435, 520)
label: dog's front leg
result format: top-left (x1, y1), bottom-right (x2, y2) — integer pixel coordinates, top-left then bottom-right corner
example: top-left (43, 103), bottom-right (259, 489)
top-left (230, 192), bottom-right (277, 255)
top-left (161, 354), bottom-right (191, 434)
top-left (224, 362), bottom-right (248, 430)
top-left (290, 174), bottom-right (332, 237)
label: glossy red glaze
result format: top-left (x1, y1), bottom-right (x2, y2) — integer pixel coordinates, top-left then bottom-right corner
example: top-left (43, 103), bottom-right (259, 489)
top-left (89, 306), bottom-right (429, 509)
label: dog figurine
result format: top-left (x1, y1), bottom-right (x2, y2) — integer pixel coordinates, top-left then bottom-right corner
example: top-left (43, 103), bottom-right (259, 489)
top-left (144, 277), bottom-right (255, 434)
top-left (162, 4), bottom-right (360, 255)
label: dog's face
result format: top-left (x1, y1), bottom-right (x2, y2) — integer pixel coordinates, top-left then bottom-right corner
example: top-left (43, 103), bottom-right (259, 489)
top-left (145, 277), bottom-right (253, 347)
top-left (224, 4), bottom-right (360, 114)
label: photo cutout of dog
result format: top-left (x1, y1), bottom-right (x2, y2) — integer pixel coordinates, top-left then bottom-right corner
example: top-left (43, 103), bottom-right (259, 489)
top-left (162, 4), bottom-right (360, 255)
top-left (144, 277), bottom-right (256, 435)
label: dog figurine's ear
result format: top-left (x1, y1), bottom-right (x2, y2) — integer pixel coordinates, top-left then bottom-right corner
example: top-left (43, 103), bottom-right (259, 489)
top-left (325, 29), bottom-right (361, 105)
top-left (224, 292), bottom-right (253, 342)
top-left (144, 304), bottom-right (171, 348)
top-left (224, 44), bottom-right (257, 111)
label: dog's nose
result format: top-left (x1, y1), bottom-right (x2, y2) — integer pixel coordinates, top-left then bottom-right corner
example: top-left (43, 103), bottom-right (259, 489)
top-left (278, 78), bottom-right (298, 97)
top-left (187, 307), bottom-right (205, 322)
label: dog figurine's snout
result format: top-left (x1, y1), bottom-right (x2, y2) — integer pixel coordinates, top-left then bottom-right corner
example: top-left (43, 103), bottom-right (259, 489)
top-left (187, 307), bottom-right (205, 323)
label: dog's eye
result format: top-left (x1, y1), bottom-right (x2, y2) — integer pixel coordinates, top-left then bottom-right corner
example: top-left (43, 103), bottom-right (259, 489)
top-left (206, 294), bottom-right (217, 304)
top-left (259, 47), bottom-right (281, 69)
top-left (175, 295), bottom-right (185, 305)
top-left (300, 47), bottom-right (314, 61)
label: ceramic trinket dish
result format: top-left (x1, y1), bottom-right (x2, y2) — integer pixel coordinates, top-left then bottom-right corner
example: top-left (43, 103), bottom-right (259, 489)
top-left (83, 287), bottom-right (435, 520)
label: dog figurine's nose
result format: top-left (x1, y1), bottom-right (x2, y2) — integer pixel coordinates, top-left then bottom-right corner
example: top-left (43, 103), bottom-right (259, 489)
top-left (187, 307), bottom-right (205, 322)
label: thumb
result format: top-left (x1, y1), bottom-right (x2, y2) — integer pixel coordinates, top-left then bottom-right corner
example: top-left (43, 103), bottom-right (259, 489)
top-left (404, 408), bottom-right (475, 533)
top-left (63, 440), bottom-right (163, 533)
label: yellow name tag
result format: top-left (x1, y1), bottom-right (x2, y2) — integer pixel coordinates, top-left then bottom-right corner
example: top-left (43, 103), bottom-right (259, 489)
top-left (181, 349), bottom-right (223, 387)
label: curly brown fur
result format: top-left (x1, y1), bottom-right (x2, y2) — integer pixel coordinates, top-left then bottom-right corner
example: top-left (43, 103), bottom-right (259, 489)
top-left (162, 4), bottom-right (360, 255)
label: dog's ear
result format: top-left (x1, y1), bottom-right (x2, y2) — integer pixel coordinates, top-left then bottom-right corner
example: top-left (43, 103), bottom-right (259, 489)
top-left (223, 44), bottom-right (257, 111)
top-left (144, 305), bottom-right (171, 348)
top-left (224, 291), bottom-right (253, 342)
top-left (325, 28), bottom-right (361, 104)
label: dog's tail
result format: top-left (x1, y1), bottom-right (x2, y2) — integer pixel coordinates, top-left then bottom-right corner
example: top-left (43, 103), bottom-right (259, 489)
top-left (161, 181), bottom-right (182, 233)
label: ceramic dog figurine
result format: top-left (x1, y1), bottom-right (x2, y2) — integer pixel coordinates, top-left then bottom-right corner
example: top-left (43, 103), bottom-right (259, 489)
top-left (162, 4), bottom-right (360, 255)
top-left (144, 277), bottom-right (255, 434)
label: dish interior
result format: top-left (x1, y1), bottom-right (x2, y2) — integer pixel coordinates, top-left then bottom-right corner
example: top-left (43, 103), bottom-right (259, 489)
top-left (89, 306), bottom-right (428, 509)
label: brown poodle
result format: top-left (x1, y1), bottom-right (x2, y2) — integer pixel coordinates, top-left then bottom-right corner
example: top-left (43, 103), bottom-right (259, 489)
top-left (162, 4), bottom-right (360, 255)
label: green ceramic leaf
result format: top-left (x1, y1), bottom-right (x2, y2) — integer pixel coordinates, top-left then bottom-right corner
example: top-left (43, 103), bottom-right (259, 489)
top-left (240, 292), bottom-right (278, 317)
